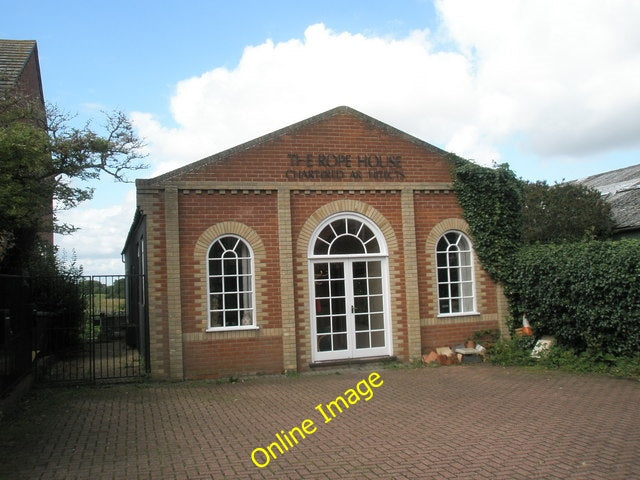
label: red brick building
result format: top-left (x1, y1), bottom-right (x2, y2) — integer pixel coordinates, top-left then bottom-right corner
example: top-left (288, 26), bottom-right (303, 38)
top-left (0, 39), bottom-right (52, 255)
top-left (124, 106), bottom-right (507, 380)
top-left (0, 39), bottom-right (44, 102)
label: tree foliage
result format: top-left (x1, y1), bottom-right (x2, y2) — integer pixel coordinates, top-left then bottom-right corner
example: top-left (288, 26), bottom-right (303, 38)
top-left (23, 242), bottom-right (87, 351)
top-left (0, 90), bottom-right (147, 272)
top-left (106, 277), bottom-right (127, 298)
top-left (452, 157), bottom-right (615, 282)
top-left (521, 181), bottom-right (613, 244)
top-left (452, 156), bottom-right (631, 357)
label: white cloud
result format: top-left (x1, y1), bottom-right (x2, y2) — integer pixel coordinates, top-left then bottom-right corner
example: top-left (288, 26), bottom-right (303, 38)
top-left (70, 3), bottom-right (640, 273)
top-left (55, 189), bottom-right (136, 276)
top-left (133, 3), bottom-right (640, 177)
top-left (132, 23), bottom-right (493, 172)
top-left (436, 0), bottom-right (640, 157)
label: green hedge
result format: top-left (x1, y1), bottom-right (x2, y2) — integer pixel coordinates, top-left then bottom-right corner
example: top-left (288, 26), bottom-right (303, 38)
top-left (505, 239), bottom-right (640, 356)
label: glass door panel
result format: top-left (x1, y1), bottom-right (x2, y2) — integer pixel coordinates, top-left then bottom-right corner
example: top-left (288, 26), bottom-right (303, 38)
top-left (352, 260), bottom-right (386, 351)
top-left (314, 262), bottom-right (347, 353)
top-left (312, 258), bottom-right (390, 361)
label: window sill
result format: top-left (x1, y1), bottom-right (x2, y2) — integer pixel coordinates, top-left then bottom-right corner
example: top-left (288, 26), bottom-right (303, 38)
top-left (206, 326), bottom-right (260, 333)
top-left (437, 312), bottom-right (480, 319)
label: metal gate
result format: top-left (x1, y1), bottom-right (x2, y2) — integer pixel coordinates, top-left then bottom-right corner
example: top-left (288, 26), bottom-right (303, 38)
top-left (18, 274), bottom-right (149, 385)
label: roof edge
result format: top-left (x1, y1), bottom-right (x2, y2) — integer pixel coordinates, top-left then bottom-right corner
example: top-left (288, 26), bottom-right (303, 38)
top-left (121, 207), bottom-right (145, 255)
top-left (138, 106), bottom-right (449, 187)
top-left (0, 40), bottom-right (42, 95)
top-left (572, 162), bottom-right (640, 185)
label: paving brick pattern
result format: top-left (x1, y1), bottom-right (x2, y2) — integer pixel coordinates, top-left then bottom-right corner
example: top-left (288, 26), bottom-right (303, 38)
top-left (1, 365), bottom-right (639, 479)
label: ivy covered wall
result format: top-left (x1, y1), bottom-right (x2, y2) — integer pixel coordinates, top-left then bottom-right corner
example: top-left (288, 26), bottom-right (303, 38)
top-left (452, 156), bottom-right (638, 356)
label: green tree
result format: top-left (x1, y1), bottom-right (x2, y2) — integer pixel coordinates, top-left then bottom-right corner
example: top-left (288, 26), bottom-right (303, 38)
top-left (25, 243), bottom-right (87, 351)
top-left (106, 277), bottom-right (127, 298)
top-left (0, 91), bottom-right (146, 272)
top-left (452, 158), bottom-right (615, 281)
top-left (453, 157), bottom-right (624, 351)
top-left (79, 278), bottom-right (108, 295)
top-left (521, 181), bottom-right (613, 244)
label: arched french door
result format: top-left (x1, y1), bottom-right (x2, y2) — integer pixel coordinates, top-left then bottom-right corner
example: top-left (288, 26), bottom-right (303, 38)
top-left (308, 213), bottom-right (392, 362)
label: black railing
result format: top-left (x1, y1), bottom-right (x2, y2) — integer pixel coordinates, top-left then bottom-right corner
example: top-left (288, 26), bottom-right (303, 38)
top-left (0, 274), bottom-right (147, 395)
top-left (0, 275), bottom-right (33, 395)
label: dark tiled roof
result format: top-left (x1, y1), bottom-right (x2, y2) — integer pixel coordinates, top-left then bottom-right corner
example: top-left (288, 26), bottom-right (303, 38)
top-left (0, 39), bottom-right (38, 92)
top-left (574, 163), bottom-right (640, 232)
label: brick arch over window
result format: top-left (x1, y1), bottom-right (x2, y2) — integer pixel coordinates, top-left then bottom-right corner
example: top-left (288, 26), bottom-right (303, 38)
top-left (297, 200), bottom-right (399, 254)
top-left (425, 218), bottom-right (471, 252)
top-left (193, 222), bottom-right (266, 331)
top-left (295, 200), bottom-right (400, 364)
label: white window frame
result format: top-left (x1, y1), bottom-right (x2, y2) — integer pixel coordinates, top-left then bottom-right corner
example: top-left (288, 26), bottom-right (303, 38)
top-left (308, 213), bottom-right (388, 259)
top-left (206, 235), bottom-right (257, 331)
top-left (436, 231), bottom-right (477, 317)
top-left (308, 213), bottom-right (392, 362)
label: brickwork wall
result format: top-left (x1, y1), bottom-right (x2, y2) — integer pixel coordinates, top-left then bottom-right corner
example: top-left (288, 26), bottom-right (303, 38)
top-left (177, 190), bottom-right (281, 331)
top-left (400, 189), bottom-right (421, 361)
top-left (176, 190), bottom-right (284, 378)
top-left (182, 335), bottom-right (284, 379)
top-left (421, 319), bottom-right (499, 353)
top-left (175, 112), bottom-right (453, 185)
top-left (16, 46), bottom-right (51, 245)
top-left (165, 187), bottom-right (184, 379)
top-left (16, 49), bottom-right (44, 104)
top-left (137, 190), bottom-right (171, 377)
top-left (291, 194), bottom-right (405, 368)
top-left (136, 108), bottom-right (505, 379)
top-left (276, 189), bottom-right (298, 372)
top-left (414, 192), bottom-right (503, 351)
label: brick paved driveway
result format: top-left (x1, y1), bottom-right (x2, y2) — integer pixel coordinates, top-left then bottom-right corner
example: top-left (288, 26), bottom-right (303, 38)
top-left (1, 365), bottom-right (639, 480)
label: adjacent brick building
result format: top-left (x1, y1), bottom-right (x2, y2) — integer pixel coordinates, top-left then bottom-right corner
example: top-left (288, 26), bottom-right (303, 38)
top-left (0, 39), bottom-right (44, 101)
top-left (124, 106), bottom-right (508, 380)
top-left (0, 39), bottom-right (52, 255)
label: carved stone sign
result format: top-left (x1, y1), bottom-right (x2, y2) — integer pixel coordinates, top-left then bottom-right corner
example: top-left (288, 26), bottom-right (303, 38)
top-left (285, 154), bottom-right (405, 180)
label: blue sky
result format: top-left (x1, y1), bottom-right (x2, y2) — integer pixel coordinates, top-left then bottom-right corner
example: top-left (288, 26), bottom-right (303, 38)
top-left (3, 0), bottom-right (640, 274)
top-left (9, 1), bottom-right (438, 123)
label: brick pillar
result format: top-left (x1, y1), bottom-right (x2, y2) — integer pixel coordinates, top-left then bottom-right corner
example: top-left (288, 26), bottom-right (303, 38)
top-left (137, 188), bottom-right (168, 378)
top-left (496, 283), bottom-right (510, 338)
top-left (165, 186), bottom-right (184, 379)
top-left (401, 188), bottom-right (421, 361)
top-left (277, 188), bottom-right (298, 372)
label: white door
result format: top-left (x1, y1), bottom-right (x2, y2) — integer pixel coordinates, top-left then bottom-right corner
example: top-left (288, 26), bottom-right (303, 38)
top-left (309, 214), bottom-right (391, 362)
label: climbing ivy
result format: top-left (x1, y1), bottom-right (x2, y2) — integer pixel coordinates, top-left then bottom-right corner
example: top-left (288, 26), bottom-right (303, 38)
top-left (450, 155), bottom-right (524, 283)
top-left (452, 155), bottom-right (639, 357)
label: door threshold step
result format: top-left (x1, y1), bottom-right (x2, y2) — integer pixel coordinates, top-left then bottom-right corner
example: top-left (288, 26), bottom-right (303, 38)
top-left (309, 355), bottom-right (397, 369)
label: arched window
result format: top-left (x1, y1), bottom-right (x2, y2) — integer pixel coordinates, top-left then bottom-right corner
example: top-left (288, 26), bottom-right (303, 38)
top-left (436, 231), bottom-right (476, 315)
top-left (308, 213), bottom-right (391, 361)
top-left (312, 216), bottom-right (382, 256)
top-left (207, 235), bottom-right (255, 329)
